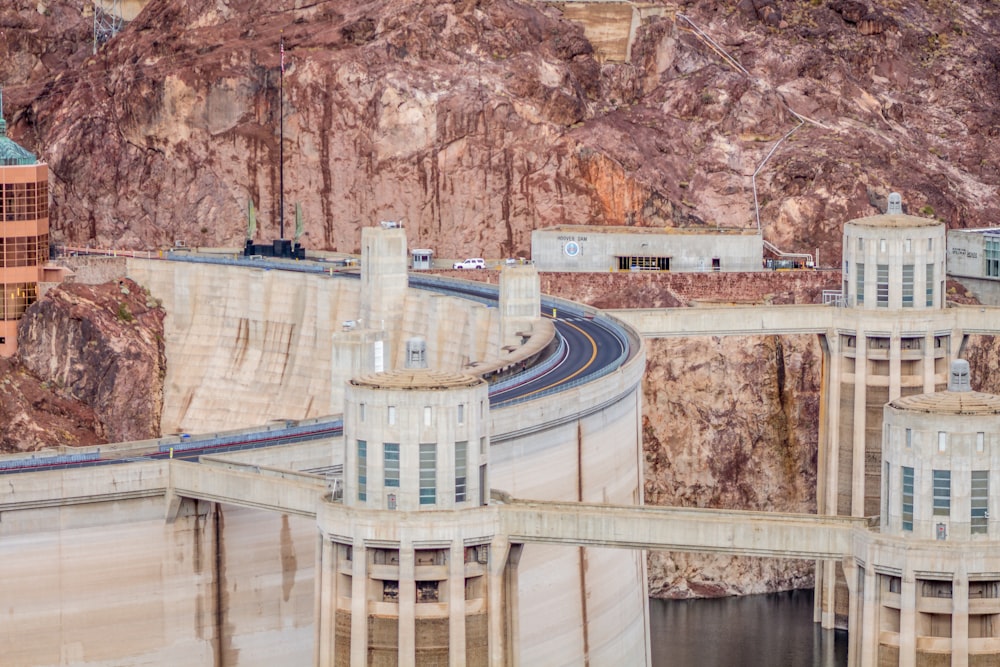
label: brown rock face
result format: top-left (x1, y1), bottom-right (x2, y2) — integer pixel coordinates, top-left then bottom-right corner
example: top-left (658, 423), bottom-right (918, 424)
top-left (14, 279), bottom-right (166, 444)
top-left (643, 334), bottom-right (821, 597)
top-left (0, 356), bottom-right (104, 454)
top-left (2, 0), bottom-right (997, 265)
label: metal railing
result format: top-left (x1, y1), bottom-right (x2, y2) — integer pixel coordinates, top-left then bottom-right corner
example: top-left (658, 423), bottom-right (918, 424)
top-left (822, 290), bottom-right (846, 307)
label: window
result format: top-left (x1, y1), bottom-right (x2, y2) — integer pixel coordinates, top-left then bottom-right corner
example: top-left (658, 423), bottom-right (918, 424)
top-left (987, 238), bottom-right (1000, 277)
top-left (1, 282), bottom-right (38, 320)
top-left (938, 431), bottom-right (947, 452)
top-left (902, 466), bottom-right (914, 531)
top-left (424, 406), bottom-right (432, 426)
top-left (932, 470), bottom-right (950, 517)
top-left (359, 403), bottom-right (365, 422)
top-left (481, 436), bottom-right (487, 456)
top-left (972, 471), bottom-right (989, 535)
top-left (0, 181), bottom-right (48, 221)
top-left (858, 237), bottom-right (864, 251)
top-left (880, 238), bottom-right (887, 253)
top-left (357, 440), bottom-right (367, 501)
top-left (905, 238), bottom-right (912, 252)
top-left (0, 235), bottom-right (50, 268)
top-left (419, 443), bottom-right (436, 505)
top-left (388, 406), bottom-right (396, 425)
top-left (926, 263), bottom-right (934, 306)
top-left (384, 443), bottom-right (399, 487)
top-left (455, 440), bottom-right (468, 502)
top-left (856, 263), bottom-right (865, 305)
top-left (978, 432), bottom-right (985, 453)
top-left (902, 264), bottom-right (914, 307)
top-left (906, 428), bottom-right (912, 448)
top-left (876, 264), bottom-right (889, 307)
top-left (457, 404), bottom-right (465, 425)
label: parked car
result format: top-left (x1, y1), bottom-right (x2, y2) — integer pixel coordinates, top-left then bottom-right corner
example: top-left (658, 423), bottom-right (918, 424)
top-left (453, 258), bottom-right (486, 270)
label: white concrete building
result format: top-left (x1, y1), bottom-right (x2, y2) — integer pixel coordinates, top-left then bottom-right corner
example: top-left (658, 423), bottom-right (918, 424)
top-left (848, 360), bottom-right (1000, 666)
top-left (530, 224), bottom-right (763, 272)
top-left (947, 228), bottom-right (1000, 305)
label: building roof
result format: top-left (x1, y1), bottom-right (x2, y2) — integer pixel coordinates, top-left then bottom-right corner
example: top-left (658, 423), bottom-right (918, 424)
top-left (845, 213), bottom-right (940, 229)
top-left (534, 224), bottom-right (759, 236)
top-left (350, 368), bottom-right (484, 390)
top-left (889, 390), bottom-right (1000, 415)
top-left (0, 109), bottom-right (37, 166)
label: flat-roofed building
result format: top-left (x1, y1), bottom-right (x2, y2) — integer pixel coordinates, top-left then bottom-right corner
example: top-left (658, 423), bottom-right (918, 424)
top-left (946, 228), bottom-right (1000, 305)
top-left (530, 224), bottom-right (763, 272)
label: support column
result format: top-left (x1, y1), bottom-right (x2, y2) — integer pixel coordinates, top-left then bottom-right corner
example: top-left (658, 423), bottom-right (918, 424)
top-left (820, 332), bottom-right (841, 628)
top-left (350, 540), bottom-right (368, 667)
top-left (449, 540), bottom-right (467, 667)
top-left (852, 327), bottom-right (868, 518)
top-left (923, 332), bottom-right (936, 393)
top-left (398, 537), bottom-right (416, 667)
top-left (843, 558), bottom-right (860, 667)
top-left (505, 544), bottom-right (522, 667)
top-left (952, 573), bottom-right (969, 667)
top-left (900, 571), bottom-right (917, 667)
top-left (859, 564), bottom-right (878, 667)
top-left (487, 538), bottom-right (511, 667)
top-left (316, 535), bottom-right (335, 666)
top-left (889, 333), bottom-right (901, 401)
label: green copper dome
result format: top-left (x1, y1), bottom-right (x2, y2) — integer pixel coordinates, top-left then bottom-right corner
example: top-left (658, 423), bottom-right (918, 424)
top-left (0, 90), bottom-right (37, 166)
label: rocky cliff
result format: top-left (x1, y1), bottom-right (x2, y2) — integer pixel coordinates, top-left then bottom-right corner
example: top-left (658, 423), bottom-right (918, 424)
top-left (2, 0), bottom-right (999, 262)
top-left (0, 279), bottom-right (166, 452)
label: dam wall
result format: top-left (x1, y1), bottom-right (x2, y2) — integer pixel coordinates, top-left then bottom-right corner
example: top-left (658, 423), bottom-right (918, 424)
top-left (125, 260), bottom-right (537, 434)
top-left (0, 463), bottom-right (316, 667)
top-left (0, 259), bottom-right (649, 666)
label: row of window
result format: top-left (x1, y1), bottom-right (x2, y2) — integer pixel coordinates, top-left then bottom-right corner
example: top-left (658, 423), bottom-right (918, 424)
top-left (0, 234), bottom-right (49, 267)
top-left (884, 577), bottom-right (1000, 600)
top-left (359, 401), bottom-right (483, 426)
top-left (1, 182), bottom-right (48, 221)
top-left (358, 440), bottom-right (470, 506)
top-left (856, 237), bottom-right (934, 253)
top-left (896, 466), bottom-right (989, 534)
top-left (1, 282), bottom-right (37, 320)
top-left (898, 428), bottom-right (989, 453)
top-left (855, 263), bottom-right (935, 307)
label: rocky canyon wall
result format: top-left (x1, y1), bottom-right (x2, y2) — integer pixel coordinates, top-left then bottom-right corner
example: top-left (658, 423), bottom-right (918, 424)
top-left (0, 278), bottom-right (165, 453)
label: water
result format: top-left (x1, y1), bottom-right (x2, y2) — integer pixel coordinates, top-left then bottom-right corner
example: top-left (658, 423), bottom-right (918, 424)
top-left (649, 589), bottom-right (848, 667)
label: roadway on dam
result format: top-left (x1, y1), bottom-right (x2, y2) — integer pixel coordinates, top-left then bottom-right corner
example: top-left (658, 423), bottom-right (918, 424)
top-left (0, 252), bottom-right (635, 473)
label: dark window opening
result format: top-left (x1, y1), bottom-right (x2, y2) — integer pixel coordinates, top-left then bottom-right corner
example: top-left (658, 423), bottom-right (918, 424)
top-left (617, 256), bottom-right (669, 271)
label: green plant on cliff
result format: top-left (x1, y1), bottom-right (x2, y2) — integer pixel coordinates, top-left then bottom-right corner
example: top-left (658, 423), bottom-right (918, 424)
top-left (117, 302), bottom-right (134, 323)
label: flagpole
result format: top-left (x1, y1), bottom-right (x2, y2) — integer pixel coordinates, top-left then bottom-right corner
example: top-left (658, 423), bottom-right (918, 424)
top-left (279, 34), bottom-right (285, 241)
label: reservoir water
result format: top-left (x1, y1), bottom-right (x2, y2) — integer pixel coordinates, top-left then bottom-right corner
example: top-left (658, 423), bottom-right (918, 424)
top-left (650, 589), bottom-right (848, 667)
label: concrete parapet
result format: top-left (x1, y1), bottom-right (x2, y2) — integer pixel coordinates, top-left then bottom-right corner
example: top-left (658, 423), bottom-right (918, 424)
top-left (169, 459), bottom-right (326, 517)
top-left (500, 499), bottom-right (867, 559)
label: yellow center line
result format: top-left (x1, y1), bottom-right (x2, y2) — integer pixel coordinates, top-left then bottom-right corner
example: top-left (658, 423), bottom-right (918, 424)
top-left (514, 318), bottom-right (598, 400)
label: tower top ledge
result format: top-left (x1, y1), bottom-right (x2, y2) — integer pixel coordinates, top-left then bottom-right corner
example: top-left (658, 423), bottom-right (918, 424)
top-left (350, 368), bottom-right (484, 390)
top-left (846, 213), bottom-right (941, 229)
top-left (889, 391), bottom-right (1000, 416)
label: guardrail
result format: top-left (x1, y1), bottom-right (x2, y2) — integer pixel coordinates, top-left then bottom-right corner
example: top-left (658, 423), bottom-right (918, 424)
top-left (0, 451), bottom-right (102, 472)
top-left (157, 417), bottom-right (344, 454)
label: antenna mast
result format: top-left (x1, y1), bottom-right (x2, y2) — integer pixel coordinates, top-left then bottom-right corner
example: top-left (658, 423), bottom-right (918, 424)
top-left (279, 35), bottom-right (285, 240)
